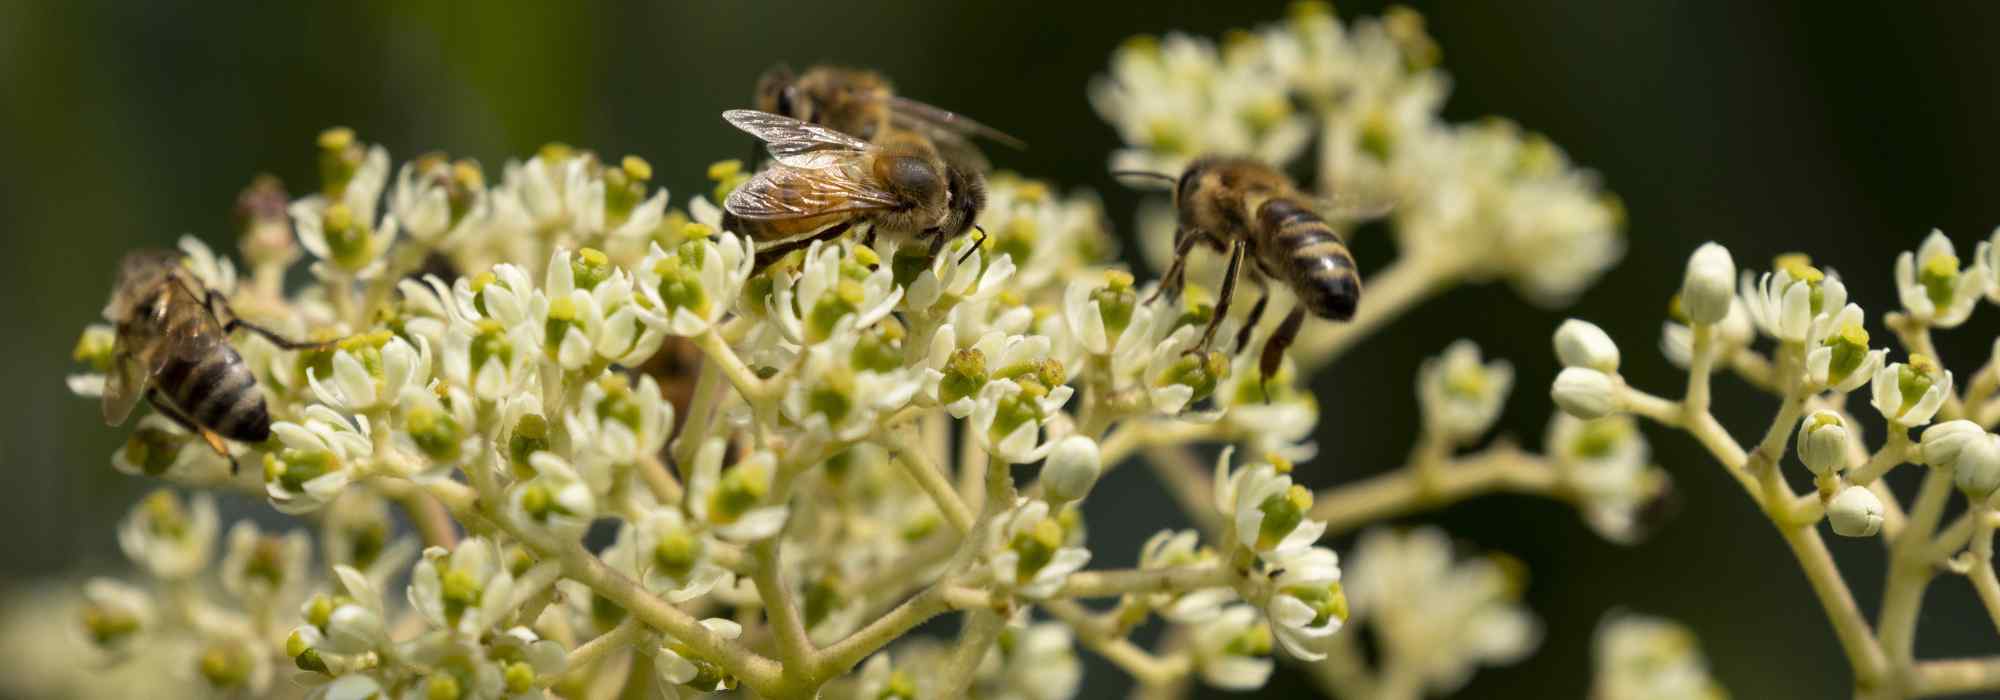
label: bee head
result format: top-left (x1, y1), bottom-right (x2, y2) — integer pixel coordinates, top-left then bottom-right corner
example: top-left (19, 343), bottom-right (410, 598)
top-left (754, 64), bottom-right (803, 121)
top-left (941, 165), bottom-right (988, 238)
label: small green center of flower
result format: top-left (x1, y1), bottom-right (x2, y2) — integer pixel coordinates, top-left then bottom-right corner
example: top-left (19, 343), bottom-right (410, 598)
top-left (439, 566), bottom-right (482, 625)
top-left (124, 427), bottom-right (185, 476)
top-left (1571, 418), bottom-right (1632, 460)
top-left (708, 159), bottom-right (751, 204)
top-left (595, 376), bottom-right (645, 432)
top-left (426, 673), bottom-right (463, 700)
top-left (504, 661), bottom-right (536, 693)
top-left (1223, 621), bottom-right (1275, 658)
top-left (322, 202), bottom-right (374, 270)
top-left (1823, 322), bottom-right (1871, 384)
top-left (508, 414), bottom-right (551, 476)
top-left (265, 447), bottom-right (338, 493)
top-left (802, 573), bottom-right (844, 628)
top-left (604, 156), bottom-right (652, 221)
top-left (1898, 355), bottom-right (1941, 416)
top-left (469, 319), bottom-right (515, 374)
top-left (347, 521), bottom-right (387, 570)
top-left (406, 403), bottom-right (463, 462)
top-left (1254, 484), bottom-right (1313, 551)
top-left (520, 484), bottom-right (559, 522)
top-left (245, 537), bottom-right (288, 587)
top-left (1284, 581), bottom-right (1351, 627)
top-left (198, 642), bottom-right (251, 688)
top-left (1444, 361), bottom-right (1489, 400)
top-left (1146, 119), bottom-right (1191, 155)
top-left (317, 127), bottom-right (362, 197)
top-left (1359, 110), bottom-right (1396, 161)
top-left (995, 217), bottom-right (1037, 268)
top-left (652, 527), bottom-right (703, 580)
top-left (1092, 271), bottom-right (1138, 342)
top-left (654, 255), bottom-right (711, 319)
top-left (81, 601), bottom-right (140, 648)
top-left (990, 391), bottom-right (1044, 443)
top-left (891, 246), bottom-right (931, 288)
top-left (1775, 253), bottom-right (1828, 315)
top-left (879, 669), bottom-right (918, 700)
top-left (1010, 518), bottom-right (1066, 583)
top-left (304, 593), bottom-right (336, 628)
top-left (1157, 351), bottom-right (1227, 403)
top-left (852, 323), bottom-right (905, 374)
top-left (940, 349), bottom-right (989, 405)
top-left (1920, 253), bottom-right (1961, 311)
top-left (808, 366), bottom-right (858, 424)
top-left (807, 279), bottom-right (867, 343)
top-left (140, 490), bottom-right (188, 539)
top-left (543, 296), bottom-right (582, 358)
top-left (710, 461), bottom-right (772, 525)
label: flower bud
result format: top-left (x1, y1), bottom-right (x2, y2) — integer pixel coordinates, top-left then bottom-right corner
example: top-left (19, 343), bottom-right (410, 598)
top-left (1797, 411), bottom-right (1849, 477)
top-left (1043, 436), bottom-right (1103, 503)
top-left (1552, 367), bottom-right (1617, 420)
top-left (1828, 486), bottom-right (1884, 537)
top-left (1958, 436), bottom-right (2000, 497)
top-left (1680, 243), bottom-right (1736, 324)
top-left (1554, 319), bottom-right (1620, 373)
top-left (1921, 420), bottom-right (1987, 469)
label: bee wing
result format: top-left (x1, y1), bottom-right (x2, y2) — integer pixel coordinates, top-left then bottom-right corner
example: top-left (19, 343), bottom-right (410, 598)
top-left (101, 333), bottom-right (154, 426)
top-left (1316, 189), bottom-right (1398, 223)
top-left (724, 161), bottom-right (905, 222)
top-left (722, 109), bottom-right (876, 167)
top-left (886, 95), bottom-right (1025, 150)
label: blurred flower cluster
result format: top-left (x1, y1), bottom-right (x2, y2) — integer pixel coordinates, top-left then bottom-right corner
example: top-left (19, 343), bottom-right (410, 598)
top-left (44, 4), bottom-right (1915, 700)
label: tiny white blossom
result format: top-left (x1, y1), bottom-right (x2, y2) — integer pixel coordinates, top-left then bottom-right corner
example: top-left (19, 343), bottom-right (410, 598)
top-left (1797, 411), bottom-right (1851, 477)
top-left (264, 406), bottom-right (371, 514)
top-left (1553, 319), bottom-right (1619, 373)
top-left (1213, 448), bottom-right (1326, 558)
top-left (218, 521), bottom-right (312, 605)
top-left (79, 578), bottom-right (154, 656)
top-left (618, 507), bottom-right (733, 603)
top-left (1738, 260), bottom-right (1845, 343)
top-left (636, 234), bottom-right (755, 337)
top-left (1139, 530), bottom-right (1233, 623)
top-left (904, 236), bottom-right (1017, 313)
top-left (1897, 230), bottom-right (1984, 328)
top-left (1189, 605), bottom-right (1275, 690)
top-left (1551, 367), bottom-right (1617, 420)
top-left (117, 490), bottom-right (219, 580)
top-left (1418, 340), bottom-right (1514, 445)
top-left (307, 335), bottom-right (431, 414)
top-left (770, 240), bottom-right (903, 345)
top-left (507, 452), bottom-right (598, 542)
top-left (1871, 357), bottom-right (1952, 427)
top-left (1547, 414), bottom-right (1667, 544)
top-left (986, 498), bottom-right (1091, 598)
top-left (536, 247), bottom-right (665, 369)
top-left (686, 440), bottom-right (790, 543)
top-left (1259, 545), bottom-right (1346, 661)
top-left (1805, 304), bottom-right (1884, 393)
top-left (1042, 435), bottom-right (1103, 504)
top-left (655, 617), bottom-right (743, 694)
top-left (1592, 613), bottom-right (1727, 700)
top-left (176, 235), bottom-right (238, 297)
top-left (408, 537), bottom-right (517, 637)
top-left (1345, 527), bottom-right (1540, 695)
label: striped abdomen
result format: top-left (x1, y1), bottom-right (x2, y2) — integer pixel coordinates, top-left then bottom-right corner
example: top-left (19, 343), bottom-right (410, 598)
top-left (1257, 197), bottom-right (1360, 320)
top-left (154, 341), bottom-right (271, 443)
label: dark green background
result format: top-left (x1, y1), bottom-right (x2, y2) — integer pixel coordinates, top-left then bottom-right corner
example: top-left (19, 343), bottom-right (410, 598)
top-left (5, 2), bottom-right (1999, 698)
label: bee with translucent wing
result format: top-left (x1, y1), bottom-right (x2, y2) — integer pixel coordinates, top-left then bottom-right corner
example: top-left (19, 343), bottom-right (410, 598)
top-left (753, 64), bottom-right (1023, 172)
top-left (1118, 156), bottom-right (1391, 388)
top-left (101, 249), bottom-right (331, 470)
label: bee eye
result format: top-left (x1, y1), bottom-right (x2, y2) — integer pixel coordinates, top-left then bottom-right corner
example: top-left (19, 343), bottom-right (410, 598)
top-left (775, 88), bottom-right (796, 118)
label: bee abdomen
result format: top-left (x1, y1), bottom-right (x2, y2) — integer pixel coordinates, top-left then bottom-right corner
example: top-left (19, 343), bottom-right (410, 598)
top-left (1260, 199), bottom-right (1361, 321)
top-left (163, 347), bottom-right (271, 443)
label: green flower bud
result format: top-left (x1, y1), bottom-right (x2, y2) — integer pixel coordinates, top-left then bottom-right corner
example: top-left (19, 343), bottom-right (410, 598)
top-left (652, 526), bottom-right (703, 580)
top-left (1092, 271), bottom-right (1137, 340)
top-left (426, 673), bottom-right (462, 700)
top-left (81, 601), bottom-right (140, 648)
top-left (406, 403), bottom-right (463, 462)
top-left (504, 661), bottom-right (536, 693)
top-left (940, 349), bottom-right (989, 405)
top-left (468, 319), bottom-right (515, 375)
top-left (1921, 253), bottom-right (1962, 311)
top-left (317, 127), bottom-right (362, 198)
top-left (571, 247), bottom-right (614, 291)
top-left (198, 643), bottom-right (250, 688)
top-left (124, 426), bottom-right (186, 476)
top-left (710, 461), bottom-right (772, 525)
top-left (1223, 621), bottom-right (1274, 658)
top-left (1157, 351), bottom-right (1227, 403)
top-left (1009, 518), bottom-right (1065, 582)
top-left (1284, 581), bottom-right (1350, 627)
top-left (508, 414), bottom-right (551, 475)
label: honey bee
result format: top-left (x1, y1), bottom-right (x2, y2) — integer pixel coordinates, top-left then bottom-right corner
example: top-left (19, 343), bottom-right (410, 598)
top-left (101, 250), bottom-right (325, 468)
top-left (752, 65), bottom-right (1023, 171)
top-left (1120, 156), bottom-right (1386, 384)
top-left (720, 109), bottom-right (988, 268)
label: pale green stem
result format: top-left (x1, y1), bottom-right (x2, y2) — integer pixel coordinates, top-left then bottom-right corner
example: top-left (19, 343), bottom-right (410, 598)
top-left (1684, 322), bottom-right (1717, 414)
top-left (550, 617), bottom-right (647, 688)
top-left (887, 425), bottom-right (975, 535)
top-left (1043, 599), bottom-right (1190, 687)
top-left (1969, 509), bottom-right (2000, 638)
top-left (939, 608), bottom-right (1006, 697)
top-left (1912, 657), bottom-right (2000, 696)
top-left (1848, 429), bottom-right (1917, 486)
top-left (1881, 465), bottom-right (1956, 669)
top-left (1308, 446), bottom-right (1561, 533)
top-left (670, 355), bottom-right (725, 479)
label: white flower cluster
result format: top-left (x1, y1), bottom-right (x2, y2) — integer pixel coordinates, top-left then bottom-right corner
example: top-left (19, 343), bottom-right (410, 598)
top-left (1097, 2), bottom-right (1623, 308)
top-left (1591, 613), bottom-right (1728, 700)
top-left (49, 4), bottom-right (1711, 698)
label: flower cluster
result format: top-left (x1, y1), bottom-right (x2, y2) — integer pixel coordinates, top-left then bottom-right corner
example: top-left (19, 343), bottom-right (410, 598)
top-left (38, 4), bottom-right (1790, 700)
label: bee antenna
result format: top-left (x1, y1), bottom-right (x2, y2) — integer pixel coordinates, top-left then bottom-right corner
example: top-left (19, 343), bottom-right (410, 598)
top-left (1110, 170), bottom-right (1176, 185)
top-left (957, 225), bottom-right (987, 266)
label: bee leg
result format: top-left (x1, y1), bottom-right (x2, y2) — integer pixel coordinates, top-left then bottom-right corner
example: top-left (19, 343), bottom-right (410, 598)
top-left (1197, 240), bottom-right (1245, 351)
top-left (956, 225), bottom-right (987, 266)
top-left (1233, 291), bottom-right (1270, 356)
top-left (752, 220), bottom-right (855, 272)
top-left (1145, 229), bottom-right (1205, 305)
top-left (1259, 308), bottom-right (1307, 403)
top-left (147, 389), bottom-right (236, 469)
top-left (201, 289), bottom-right (334, 350)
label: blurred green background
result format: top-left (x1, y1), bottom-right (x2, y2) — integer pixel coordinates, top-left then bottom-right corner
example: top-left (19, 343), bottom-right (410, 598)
top-left (6, 1), bottom-right (2000, 697)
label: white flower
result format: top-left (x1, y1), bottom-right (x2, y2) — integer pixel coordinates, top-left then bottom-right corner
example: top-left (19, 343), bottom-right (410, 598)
top-left (308, 565), bottom-right (391, 656)
top-left (655, 618), bottom-right (743, 693)
top-left (1139, 530), bottom-right (1233, 623)
top-left (1797, 411), bottom-right (1851, 477)
top-left (781, 319), bottom-right (924, 443)
top-left (986, 498), bottom-right (1091, 598)
top-left (109, 415), bottom-right (231, 482)
top-left (536, 247), bottom-right (664, 369)
top-left (1418, 340), bottom-right (1514, 445)
top-left (117, 490), bottom-right (218, 579)
top-left (453, 262), bottom-right (538, 328)
top-left (290, 142), bottom-right (397, 279)
top-left (618, 507), bottom-right (733, 603)
top-left (1345, 527), bottom-right (1540, 695)
top-left (1553, 319), bottom-right (1619, 373)
top-left (507, 452), bottom-right (598, 542)
top-left (1593, 613), bottom-right (1727, 700)
top-left (1871, 356), bottom-right (1952, 427)
top-left (636, 234), bottom-right (754, 337)
top-left (770, 240), bottom-right (903, 345)
top-left (1898, 230), bottom-right (1984, 327)
top-left (264, 406), bottom-right (371, 514)
top-left (1551, 367), bottom-right (1617, 420)
top-left (564, 374), bottom-right (676, 494)
top-left (79, 578), bottom-right (154, 656)
top-left (443, 315), bottom-right (539, 401)
top-left (1829, 486), bottom-right (1884, 537)
top-left (321, 491), bottom-right (421, 584)
top-left (493, 154), bottom-right (605, 240)
top-left (191, 625), bottom-right (275, 695)
top-left (219, 521), bottom-right (312, 605)
top-left (1547, 414), bottom-right (1666, 544)
top-left (1659, 298), bottom-right (1754, 369)
top-left (1060, 272), bottom-right (1157, 357)
top-left (408, 537), bottom-right (518, 637)
top-left (1805, 304), bottom-right (1884, 393)
top-left (1189, 605), bottom-right (1275, 690)
top-left (978, 620), bottom-right (1083, 700)
top-left (686, 440), bottom-right (790, 543)
top-left (1738, 259), bottom-right (1845, 342)
top-left (1680, 243), bottom-right (1735, 325)
top-left (904, 235), bottom-right (1017, 313)
top-left (394, 385), bottom-right (479, 473)
top-left (1042, 435), bottom-right (1103, 504)
top-left (391, 158), bottom-right (488, 245)
top-left (968, 379), bottom-right (1068, 465)
top-left (1259, 545), bottom-right (1345, 660)
top-left (1213, 447), bottom-right (1326, 558)
top-left (176, 235), bottom-right (238, 297)
top-left (307, 335), bottom-right (431, 413)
